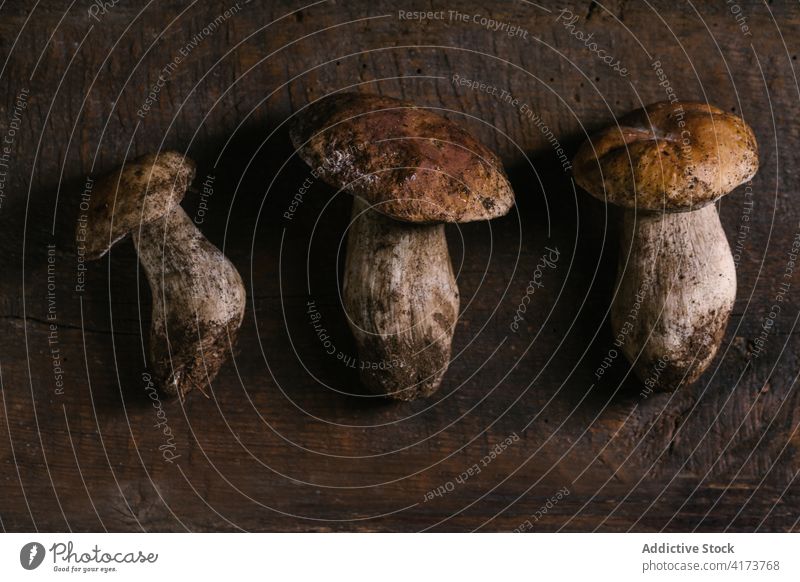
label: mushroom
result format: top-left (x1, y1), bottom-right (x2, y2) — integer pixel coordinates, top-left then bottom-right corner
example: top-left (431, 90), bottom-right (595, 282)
top-left (573, 101), bottom-right (759, 389)
top-left (290, 93), bottom-right (514, 400)
top-left (79, 151), bottom-right (246, 398)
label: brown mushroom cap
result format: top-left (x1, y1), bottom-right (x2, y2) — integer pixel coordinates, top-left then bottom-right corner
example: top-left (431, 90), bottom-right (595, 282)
top-left (289, 93), bottom-right (515, 223)
top-left (80, 151), bottom-right (195, 259)
top-left (573, 101), bottom-right (759, 212)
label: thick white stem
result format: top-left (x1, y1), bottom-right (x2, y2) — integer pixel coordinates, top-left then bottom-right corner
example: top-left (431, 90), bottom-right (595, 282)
top-left (343, 198), bottom-right (460, 400)
top-left (134, 206), bottom-right (246, 398)
top-left (612, 204), bottom-right (736, 390)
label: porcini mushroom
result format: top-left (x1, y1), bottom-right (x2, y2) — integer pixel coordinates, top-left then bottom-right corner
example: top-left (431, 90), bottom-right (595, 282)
top-left (290, 93), bottom-right (514, 400)
top-left (573, 101), bottom-right (759, 389)
top-left (80, 151), bottom-right (246, 398)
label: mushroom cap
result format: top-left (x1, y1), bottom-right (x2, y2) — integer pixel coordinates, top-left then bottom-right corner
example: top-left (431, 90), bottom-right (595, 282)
top-left (80, 151), bottom-right (195, 260)
top-left (289, 93), bottom-right (515, 223)
top-left (573, 101), bottom-right (759, 212)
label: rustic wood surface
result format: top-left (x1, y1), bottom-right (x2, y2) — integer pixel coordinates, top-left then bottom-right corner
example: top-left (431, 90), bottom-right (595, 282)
top-left (0, 0), bottom-right (798, 532)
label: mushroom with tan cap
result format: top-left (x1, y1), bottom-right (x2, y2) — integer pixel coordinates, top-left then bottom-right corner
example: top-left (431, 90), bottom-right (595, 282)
top-left (290, 93), bottom-right (515, 400)
top-left (573, 101), bottom-right (759, 389)
top-left (79, 151), bottom-right (246, 399)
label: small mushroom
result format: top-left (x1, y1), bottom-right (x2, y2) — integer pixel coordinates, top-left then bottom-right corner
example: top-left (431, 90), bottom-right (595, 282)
top-left (290, 93), bottom-right (515, 400)
top-left (79, 151), bottom-right (246, 398)
top-left (573, 101), bottom-right (759, 389)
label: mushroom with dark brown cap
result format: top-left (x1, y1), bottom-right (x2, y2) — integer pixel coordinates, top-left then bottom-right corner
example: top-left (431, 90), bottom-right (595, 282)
top-left (79, 151), bottom-right (246, 399)
top-left (573, 101), bottom-right (759, 389)
top-left (290, 93), bottom-right (515, 400)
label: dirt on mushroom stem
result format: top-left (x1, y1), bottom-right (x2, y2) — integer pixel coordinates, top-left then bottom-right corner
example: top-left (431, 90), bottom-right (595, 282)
top-left (343, 198), bottom-right (460, 400)
top-left (134, 204), bottom-right (246, 399)
top-left (612, 204), bottom-right (736, 390)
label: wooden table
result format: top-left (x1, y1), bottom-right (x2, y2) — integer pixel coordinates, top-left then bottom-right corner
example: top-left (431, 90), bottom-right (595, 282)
top-left (0, 0), bottom-right (798, 532)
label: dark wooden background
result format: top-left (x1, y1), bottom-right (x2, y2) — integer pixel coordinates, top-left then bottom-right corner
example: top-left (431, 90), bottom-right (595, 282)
top-left (0, 0), bottom-right (798, 532)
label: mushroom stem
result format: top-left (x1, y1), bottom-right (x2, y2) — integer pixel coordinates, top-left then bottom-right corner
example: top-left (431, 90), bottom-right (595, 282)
top-left (134, 205), bottom-right (246, 398)
top-left (612, 204), bottom-right (736, 389)
top-left (343, 198), bottom-right (460, 400)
